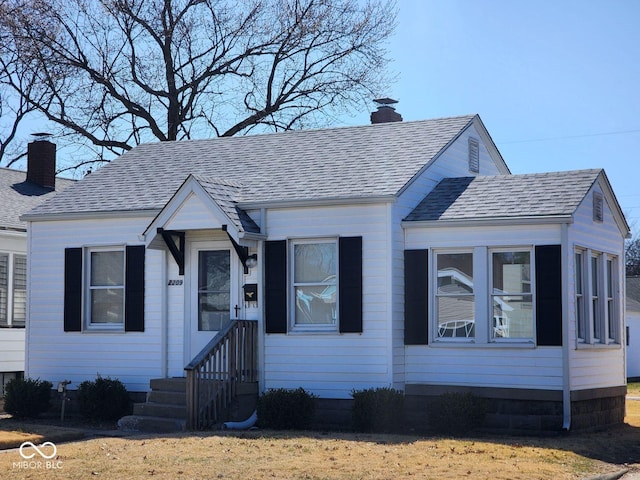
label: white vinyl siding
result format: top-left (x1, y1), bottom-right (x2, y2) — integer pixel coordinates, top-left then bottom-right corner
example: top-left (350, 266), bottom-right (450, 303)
top-left (26, 216), bottom-right (163, 393)
top-left (264, 204), bottom-right (389, 399)
top-left (568, 182), bottom-right (625, 391)
top-left (405, 223), bottom-right (562, 390)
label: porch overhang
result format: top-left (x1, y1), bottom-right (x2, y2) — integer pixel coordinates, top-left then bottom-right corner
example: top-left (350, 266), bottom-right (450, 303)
top-left (140, 174), bottom-right (265, 273)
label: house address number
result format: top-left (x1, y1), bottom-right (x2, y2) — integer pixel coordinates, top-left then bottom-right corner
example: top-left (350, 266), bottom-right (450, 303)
top-left (168, 279), bottom-right (183, 286)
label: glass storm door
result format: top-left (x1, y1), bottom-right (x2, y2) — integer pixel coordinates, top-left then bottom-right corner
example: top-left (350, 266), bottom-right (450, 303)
top-left (190, 245), bottom-right (237, 359)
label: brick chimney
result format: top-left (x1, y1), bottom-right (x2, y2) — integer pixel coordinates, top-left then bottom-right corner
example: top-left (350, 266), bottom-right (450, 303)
top-left (27, 134), bottom-right (56, 190)
top-left (370, 98), bottom-right (403, 124)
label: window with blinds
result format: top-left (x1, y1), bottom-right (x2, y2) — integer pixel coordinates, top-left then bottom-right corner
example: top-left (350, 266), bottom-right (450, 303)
top-left (0, 254), bottom-right (7, 326)
top-left (12, 255), bottom-right (26, 327)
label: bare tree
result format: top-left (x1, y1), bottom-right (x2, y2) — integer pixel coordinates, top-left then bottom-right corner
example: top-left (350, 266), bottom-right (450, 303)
top-left (1, 0), bottom-right (396, 171)
top-left (627, 236), bottom-right (640, 276)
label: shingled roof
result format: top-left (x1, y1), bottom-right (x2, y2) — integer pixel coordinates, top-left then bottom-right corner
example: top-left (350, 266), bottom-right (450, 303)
top-left (191, 175), bottom-right (261, 234)
top-left (25, 115), bottom-right (478, 217)
top-left (405, 169), bottom-right (602, 222)
top-left (0, 167), bottom-right (75, 231)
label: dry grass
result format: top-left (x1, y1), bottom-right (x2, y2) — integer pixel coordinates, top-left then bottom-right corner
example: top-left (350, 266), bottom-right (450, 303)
top-left (0, 423), bottom-right (84, 450)
top-left (0, 404), bottom-right (637, 479)
top-left (628, 382), bottom-right (640, 396)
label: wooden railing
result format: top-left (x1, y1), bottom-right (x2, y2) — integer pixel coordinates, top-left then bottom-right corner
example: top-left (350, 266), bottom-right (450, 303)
top-left (185, 319), bottom-right (257, 430)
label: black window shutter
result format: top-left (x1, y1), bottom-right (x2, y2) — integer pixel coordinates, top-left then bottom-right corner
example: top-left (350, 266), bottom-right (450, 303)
top-left (405, 249), bottom-right (428, 345)
top-left (125, 245), bottom-right (145, 332)
top-left (265, 240), bottom-right (287, 334)
top-left (339, 236), bottom-right (363, 333)
top-left (64, 248), bottom-right (83, 332)
top-left (535, 245), bottom-right (562, 346)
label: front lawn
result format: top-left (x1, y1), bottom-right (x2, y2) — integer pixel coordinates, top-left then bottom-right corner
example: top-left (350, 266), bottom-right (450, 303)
top-left (0, 403), bottom-right (637, 479)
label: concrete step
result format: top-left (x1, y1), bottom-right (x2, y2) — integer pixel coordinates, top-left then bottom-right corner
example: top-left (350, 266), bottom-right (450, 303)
top-left (118, 415), bottom-right (186, 433)
top-left (149, 377), bottom-right (186, 393)
top-left (147, 390), bottom-right (186, 406)
top-left (133, 402), bottom-right (187, 419)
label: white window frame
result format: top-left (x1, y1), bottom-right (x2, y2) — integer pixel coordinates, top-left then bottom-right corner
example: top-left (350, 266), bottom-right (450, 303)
top-left (606, 255), bottom-right (618, 343)
top-left (289, 238), bottom-right (338, 333)
top-left (430, 246), bottom-right (537, 346)
top-left (577, 247), bottom-right (620, 347)
top-left (11, 254), bottom-right (26, 327)
top-left (0, 253), bottom-right (8, 327)
top-left (575, 249), bottom-right (587, 343)
top-left (590, 253), bottom-right (602, 343)
top-left (85, 246), bottom-right (125, 331)
top-left (0, 252), bottom-right (26, 328)
top-left (433, 249), bottom-right (476, 343)
top-left (489, 248), bottom-right (535, 343)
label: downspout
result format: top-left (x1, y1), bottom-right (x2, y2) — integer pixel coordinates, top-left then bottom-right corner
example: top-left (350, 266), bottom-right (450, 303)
top-left (24, 222), bottom-right (32, 378)
top-left (561, 222), bottom-right (571, 430)
top-left (161, 250), bottom-right (168, 378)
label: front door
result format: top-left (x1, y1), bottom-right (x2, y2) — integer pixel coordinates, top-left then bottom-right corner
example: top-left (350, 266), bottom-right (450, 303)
top-left (189, 242), bottom-right (238, 360)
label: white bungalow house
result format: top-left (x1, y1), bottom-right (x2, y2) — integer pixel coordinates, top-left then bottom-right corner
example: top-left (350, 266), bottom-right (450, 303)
top-left (0, 139), bottom-right (73, 395)
top-left (22, 107), bottom-right (630, 431)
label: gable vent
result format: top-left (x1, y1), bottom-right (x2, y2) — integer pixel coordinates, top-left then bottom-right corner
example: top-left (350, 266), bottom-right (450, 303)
top-left (593, 191), bottom-right (604, 222)
top-left (468, 137), bottom-right (480, 173)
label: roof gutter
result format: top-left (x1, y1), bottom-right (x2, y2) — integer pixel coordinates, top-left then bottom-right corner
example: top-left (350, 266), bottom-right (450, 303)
top-left (238, 194), bottom-right (397, 210)
top-left (20, 209), bottom-right (161, 223)
top-left (402, 215), bottom-right (574, 229)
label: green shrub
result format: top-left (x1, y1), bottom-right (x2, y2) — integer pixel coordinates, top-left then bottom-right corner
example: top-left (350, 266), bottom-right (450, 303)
top-left (429, 392), bottom-right (487, 435)
top-left (351, 387), bottom-right (404, 433)
top-left (3, 378), bottom-right (53, 418)
top-left (77, 376), bottom-right (131, 421)
top-left (257, 387), bottom-right (316, 429)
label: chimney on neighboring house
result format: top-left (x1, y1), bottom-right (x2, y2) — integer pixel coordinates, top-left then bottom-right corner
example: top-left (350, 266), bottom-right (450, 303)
top-left (370, 98), bottom-right (403, 124)
top-left (27, 133), bottom-right (56, 190)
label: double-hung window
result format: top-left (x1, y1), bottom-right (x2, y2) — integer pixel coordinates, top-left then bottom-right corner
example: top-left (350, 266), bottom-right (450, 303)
top-left (606, 258), bottom-right (617, 342)
top-left (12, 255), bottom-right (26, 327)
top-left (87, 248), bottom-right (125, 329)
top-left (0, 253), bottom-right (27, 328)
top-left (291, 239), bottom-right (337, 331)
top-left (575, 251), bottom-right (586, 342)
top-left (491, 250), bottom-right (533, 340)
top-left (575, 248), bottom-right (619, 346)
top-left (591, 254), bottom-right (601, 342)
top-left (0, 254), bottom-right (7, 325)
top-left (435, 252), bottom-right (475, 339)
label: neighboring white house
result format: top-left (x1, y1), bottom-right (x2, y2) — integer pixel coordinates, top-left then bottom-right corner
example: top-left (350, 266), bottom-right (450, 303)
top-left (627, 277), bottom-right (640, 379)
top-left (0, 140), bottom-right (73, 394)
top-left (22, 107), bottom-right (630, 431)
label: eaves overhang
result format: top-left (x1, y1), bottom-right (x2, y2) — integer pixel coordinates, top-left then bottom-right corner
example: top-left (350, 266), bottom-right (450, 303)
top-left (20, 209), bottom-right (160, 223)
top-left (402, 214), bottom-right (574, 229)
top-left (238, 194), bottom-right (397, 210)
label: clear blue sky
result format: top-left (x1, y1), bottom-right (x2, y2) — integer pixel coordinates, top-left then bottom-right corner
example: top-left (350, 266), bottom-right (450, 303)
top-left (346, 0), bottom-right (640, 235)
